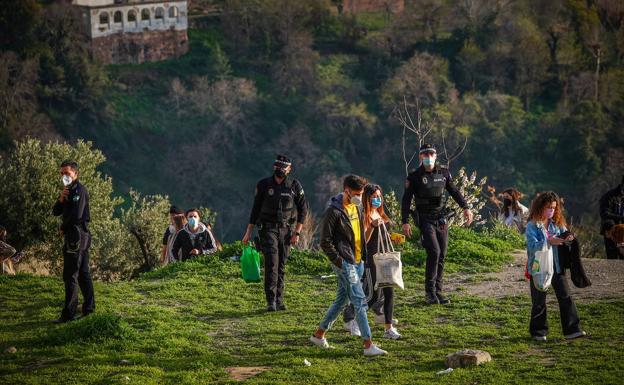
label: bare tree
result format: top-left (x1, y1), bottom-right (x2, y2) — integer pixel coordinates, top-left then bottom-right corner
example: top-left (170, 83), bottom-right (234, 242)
top-left (168, 77), bottom-right (186, 117)
top-left (393, 96), bottom-right (433, 176)
top-left (438, 126), bottom-right (468, 167)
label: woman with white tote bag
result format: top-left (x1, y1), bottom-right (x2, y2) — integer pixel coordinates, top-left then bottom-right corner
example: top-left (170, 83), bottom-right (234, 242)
top-left (525, 191), bottom-right (586, 342)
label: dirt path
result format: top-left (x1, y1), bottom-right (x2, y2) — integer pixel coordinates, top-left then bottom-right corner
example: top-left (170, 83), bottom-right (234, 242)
top-left (446, 251), bottom-right (624, 302)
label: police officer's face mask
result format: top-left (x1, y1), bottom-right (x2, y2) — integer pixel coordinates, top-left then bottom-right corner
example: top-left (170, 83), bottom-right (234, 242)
top-left (62, 175), bottom-right (73, 187)
top-left (274, 167), bottom-right (288, 178)
top-left (422, 154), bottom-right (436, 167)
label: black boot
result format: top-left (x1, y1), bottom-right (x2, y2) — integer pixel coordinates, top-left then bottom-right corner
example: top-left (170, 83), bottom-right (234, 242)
top-left (425, 292), bottom-right (439, 305)
top-left (436, 293), bottom-right (451, 305)
top-left (266, 303), bottom-right (276, 312)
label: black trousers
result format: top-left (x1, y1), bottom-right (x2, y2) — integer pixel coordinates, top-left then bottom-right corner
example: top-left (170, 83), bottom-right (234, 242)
top-left (529, 274), bottom-right (581, 337)
top-left (62, 232), bottom-right (95, 320)
top-left (604, 236), bottom-right (624, 259)
top-left (259, 225), bottom-right (291, 306)
top-left (419, 217), bottom-right (448, 296)
top-left (343, 266), bottom-right (395, 324)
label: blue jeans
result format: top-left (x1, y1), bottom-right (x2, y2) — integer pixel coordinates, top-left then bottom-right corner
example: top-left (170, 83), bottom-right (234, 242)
top-left (319, 260), bottom-right (371, 340)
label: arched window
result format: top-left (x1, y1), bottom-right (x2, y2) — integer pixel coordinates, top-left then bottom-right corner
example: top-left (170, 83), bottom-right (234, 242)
top-left (168, 6), bottom-right (179, 19)
top-left (155, 7), bottom-right (164, 20)
top-left (141, 8), bottom-right (150, 21)
top-left (114, 11), bottom-right (123, 23)
top-left (99, 12), bottom-right (109, 25)
top-left (128, 10), bottom-right (137, 22)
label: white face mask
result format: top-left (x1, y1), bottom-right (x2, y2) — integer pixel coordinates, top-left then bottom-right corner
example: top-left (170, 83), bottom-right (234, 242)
top-left (349, 194), bottom-right (362, 206)
top-left (62, 175), bottom-right (73, 187)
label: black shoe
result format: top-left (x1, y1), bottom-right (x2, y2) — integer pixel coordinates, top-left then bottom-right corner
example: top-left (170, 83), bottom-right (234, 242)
top-left (266, 304), bottom-right (276, 312)
top-left (436, 294), bottom-right (451, 305)
top-left (52, 316), bottom-right (78, 324)
top-left (425, 294), bottom-right (439, 305)
top-left (276, 303), bottom-right (287, 311)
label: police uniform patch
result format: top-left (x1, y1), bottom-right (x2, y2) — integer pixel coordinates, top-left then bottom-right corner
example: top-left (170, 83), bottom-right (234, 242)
top-left (268, 188), bottom-right (274, 196)
top-left (422, 177), bottom-right (428, 184)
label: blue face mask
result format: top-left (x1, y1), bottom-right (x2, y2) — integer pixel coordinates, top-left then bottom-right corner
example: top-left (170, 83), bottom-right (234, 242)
top-left (371, 197), bottom-right (382, 208)
top-left (422, 157), bottom-right (435, 167)
top-left (188, 217), bottom-right (197, 227)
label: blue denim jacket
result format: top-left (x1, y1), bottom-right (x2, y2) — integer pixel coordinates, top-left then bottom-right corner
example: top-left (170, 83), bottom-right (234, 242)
top-left (526, 220), bottom-right (566, 275)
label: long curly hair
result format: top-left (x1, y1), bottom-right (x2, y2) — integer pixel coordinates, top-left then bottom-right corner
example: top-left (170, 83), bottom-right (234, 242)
top-left (528, 191), bottom-right (567, 228)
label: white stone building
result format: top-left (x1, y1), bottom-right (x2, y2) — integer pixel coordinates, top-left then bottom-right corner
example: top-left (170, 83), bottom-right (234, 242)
top-left (73, 0), bottom-right (189, 64)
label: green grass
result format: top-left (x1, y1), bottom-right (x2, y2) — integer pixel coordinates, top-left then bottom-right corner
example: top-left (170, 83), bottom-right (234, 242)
top-left (1, 249), bottom-right (623, 384)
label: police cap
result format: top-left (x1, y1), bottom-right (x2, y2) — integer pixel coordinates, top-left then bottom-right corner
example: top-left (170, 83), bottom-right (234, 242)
top-left (274, 154), bottom-right (292, 168)
top-left (419, 144), bottom-right (437, 155)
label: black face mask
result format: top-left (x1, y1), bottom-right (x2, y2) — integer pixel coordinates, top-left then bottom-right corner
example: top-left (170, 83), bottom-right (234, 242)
top-left (503, 198), bottom-right (513, 207)
top-left (274, 168), bottom-right (287, 178)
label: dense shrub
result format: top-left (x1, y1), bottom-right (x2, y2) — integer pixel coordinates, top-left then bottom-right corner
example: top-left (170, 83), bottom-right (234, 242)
top-left (45, 313), bottom-right (135, 345)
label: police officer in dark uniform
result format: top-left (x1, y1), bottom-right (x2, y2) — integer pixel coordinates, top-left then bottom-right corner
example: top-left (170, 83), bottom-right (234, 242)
top-left (242, 155), bottom-right (308, 311)
top-left (52, 160), bottom-right (95, 323)
top-left (401, 144), bottom-right (473, 305)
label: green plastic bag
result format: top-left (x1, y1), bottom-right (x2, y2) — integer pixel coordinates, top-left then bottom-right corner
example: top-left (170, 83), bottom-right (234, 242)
top-left (241, 245), bottom-right (261, 283)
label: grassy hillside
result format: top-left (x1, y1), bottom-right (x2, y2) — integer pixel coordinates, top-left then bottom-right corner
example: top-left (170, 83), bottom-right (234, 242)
top-left (1, 233), bottom-right (623, 384)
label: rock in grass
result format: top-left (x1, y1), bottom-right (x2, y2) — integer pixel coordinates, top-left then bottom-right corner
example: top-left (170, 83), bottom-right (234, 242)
top-left (4, 346), bottom-right (17, 354)
top-left (445, 349), bottom-right (491, 368)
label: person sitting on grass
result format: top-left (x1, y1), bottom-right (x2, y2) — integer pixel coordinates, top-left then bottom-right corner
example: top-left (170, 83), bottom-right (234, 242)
top-left (172, 208), bottom-right (218, 261)
top-left (161, 206), bottom-right (185, 265)
top-left (525, 191), bottom-right (586, 342)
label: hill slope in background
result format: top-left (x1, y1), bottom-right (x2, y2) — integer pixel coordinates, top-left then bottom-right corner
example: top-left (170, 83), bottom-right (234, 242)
top-left (2, 1), bottom-right (624, 243)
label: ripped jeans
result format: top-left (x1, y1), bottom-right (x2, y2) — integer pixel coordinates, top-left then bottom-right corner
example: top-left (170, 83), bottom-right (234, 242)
top-left (319, 260), bottom-right (371, 340)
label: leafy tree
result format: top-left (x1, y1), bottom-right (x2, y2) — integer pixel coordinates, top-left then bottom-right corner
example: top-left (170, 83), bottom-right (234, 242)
top-left (0, 0), bottom-right (39, 55)
top-left (381, 52), bottom-right (454, 110)
top-left (0, 139), bottom-right (125, 277)
top-left (121, 190), bottom-right (171, 274)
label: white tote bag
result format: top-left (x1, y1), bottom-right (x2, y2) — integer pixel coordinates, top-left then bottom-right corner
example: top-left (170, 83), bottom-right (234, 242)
top-left (373, 223), bottom-right (404, 290)
top-left (531, 242), bottom-right (554, 292)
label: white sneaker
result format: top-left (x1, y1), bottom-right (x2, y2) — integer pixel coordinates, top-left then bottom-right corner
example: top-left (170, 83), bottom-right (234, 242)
top-left (309, 335), bottom-right (330, 349)
top-left (383, 327), bottom-right (402, 340)
top-left (349, 320), bottom-right (361, 337)
top-left (363, 344), bottom-right (387, 356)
top-left (374, 313), bottom-right (399, 326)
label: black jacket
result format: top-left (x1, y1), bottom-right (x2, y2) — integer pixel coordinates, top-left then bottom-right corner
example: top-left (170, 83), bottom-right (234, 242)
top-left (599, 183), bottom-right (624, 234)
top-left (320, 194), bottom-right (367, 267)
top-left (52, 180), bottom-right (90, 233)
top-left (172, 223), bottom-right (218, 261)
top-left (401, 165), bottom-right (468, 223)
top-left (249, 175), bottom-right (307, 225)
top-left (557, 234), bottom-right (591, 288)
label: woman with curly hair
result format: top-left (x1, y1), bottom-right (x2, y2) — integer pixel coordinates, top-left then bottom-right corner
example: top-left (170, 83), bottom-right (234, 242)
top-left (525, 191), bottom-right (586, 341)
